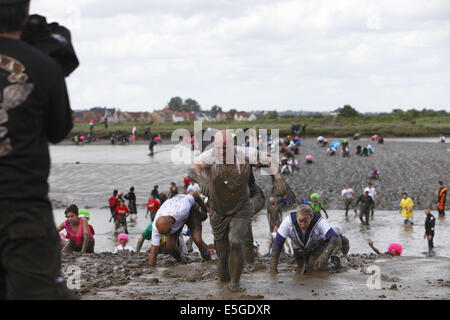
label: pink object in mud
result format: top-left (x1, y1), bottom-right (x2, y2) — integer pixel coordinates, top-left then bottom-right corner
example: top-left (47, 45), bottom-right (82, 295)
top-left (306, 155), bottom-right (313, 162)
top-left (118, 233), bottom-right (129, 244)
top-left (387, 243), bottom-right (402, 256)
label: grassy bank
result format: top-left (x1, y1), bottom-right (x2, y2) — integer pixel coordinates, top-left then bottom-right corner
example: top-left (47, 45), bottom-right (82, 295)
top-left (70, 115), bottom-right (450, 140)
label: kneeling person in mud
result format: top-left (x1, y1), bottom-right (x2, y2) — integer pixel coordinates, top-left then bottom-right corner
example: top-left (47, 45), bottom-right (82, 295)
top-left (270, 205), bottom-right (339, 274)
top-left (149, 191), bottom-right (210, 266)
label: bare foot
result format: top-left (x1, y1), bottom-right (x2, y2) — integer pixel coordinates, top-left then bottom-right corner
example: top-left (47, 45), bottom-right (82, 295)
top-left (227, 282), bottom-right (245, 292)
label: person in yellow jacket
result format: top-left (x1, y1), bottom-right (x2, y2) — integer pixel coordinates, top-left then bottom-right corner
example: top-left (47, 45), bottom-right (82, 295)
top-left (399, 193), bottom-right (414, 225)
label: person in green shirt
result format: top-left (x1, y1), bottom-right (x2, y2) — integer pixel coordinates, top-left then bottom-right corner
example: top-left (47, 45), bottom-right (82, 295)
top-left (309, 193), bottom-right (328, 218)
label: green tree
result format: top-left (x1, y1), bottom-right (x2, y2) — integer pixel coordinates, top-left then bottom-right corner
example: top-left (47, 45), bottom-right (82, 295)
top-left (184, 98), bottom-right (201, 112)
top-left (210, 105), bottom-right (222, 115)
top-left (229, 109), bottom-right (237, 119)
top-left (167, 97), bottom-right (183, 111)
top-left (338, 105), bottom-right (359, 117)
top-left (266, 111), bottom-right (278, 120)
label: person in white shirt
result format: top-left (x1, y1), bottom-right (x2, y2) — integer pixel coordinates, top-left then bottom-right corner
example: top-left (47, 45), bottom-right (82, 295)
top-left (113, 233), bottom-right (135, 253)
top-left (270, 205), bottom-right (339, 274)
top-left (341, 184), bottom-right (356, 217)
top-left (364, 182), bottom-right (378, 216)
top-left (186, 181), bottom-right (200, 193)
top-left (149, 191), bottom-right (210, 266)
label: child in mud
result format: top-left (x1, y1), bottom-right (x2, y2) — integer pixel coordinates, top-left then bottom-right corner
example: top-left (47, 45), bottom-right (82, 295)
top-left (146, 195), bottom-right (160, 221)
top-left (424, 208), bottom-right (435, 255)
top-left (113, 200), bottom-right (130, 234)
top-left (113, 233), bottom-right (135, 253)
top-left (309, 193), bottom-right (328, 218)
top-left (56, 205), bottom-right (95, 254)
top-left (399, 193), bottom-right (414, 225)
top-left (368, 240), bottom-right (402, 257)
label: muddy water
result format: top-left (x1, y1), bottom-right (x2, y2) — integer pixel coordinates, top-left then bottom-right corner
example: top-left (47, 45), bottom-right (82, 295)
top-left (50, 143), bottom-right (450, 258)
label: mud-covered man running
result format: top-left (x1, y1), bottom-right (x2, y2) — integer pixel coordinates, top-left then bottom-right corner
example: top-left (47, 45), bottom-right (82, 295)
top-left (189, 130), bottom-right (293, 291)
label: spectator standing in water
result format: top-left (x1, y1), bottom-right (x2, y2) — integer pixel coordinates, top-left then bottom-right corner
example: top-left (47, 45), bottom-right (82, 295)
top-left (399, 192), bottom-right (414, 225)
top-left (341, 184), bottom-right (356, 217)
top-left (364, 182), bottom-right (378, 216)
top-left (151, 185), bottom-right (159, 200)
top-left (424, 208), bottom-right (435, 255)
top-left (124, 186), bottom-right (137, 222)
top-left (354, 191), bottom-right (374, 225)
top-left (437, 181), bottom-right (447, 217)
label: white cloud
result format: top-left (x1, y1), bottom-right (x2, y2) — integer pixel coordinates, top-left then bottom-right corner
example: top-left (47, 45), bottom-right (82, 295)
top-left (29, 0), bottom-right (450, 112)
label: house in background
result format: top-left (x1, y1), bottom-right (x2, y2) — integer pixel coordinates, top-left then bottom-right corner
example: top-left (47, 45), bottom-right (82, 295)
top-left (234, 112), bottom-right (257, 121)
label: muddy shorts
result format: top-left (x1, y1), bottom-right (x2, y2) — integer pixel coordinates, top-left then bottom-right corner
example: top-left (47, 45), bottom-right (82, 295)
top-left (0, 207), bottom-right (76, 300)
top-left (209, 200), bottom-right (253, 241)
top-left (128, 202), bottom-right (137, 214)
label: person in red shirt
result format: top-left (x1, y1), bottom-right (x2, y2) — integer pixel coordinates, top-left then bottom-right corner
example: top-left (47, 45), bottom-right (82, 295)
top-left (146, 195), bottom-right (160, 221)
top-left (183, 177), bottom-right (191, 192)
top-left (113, 200), bottom-right (129, 234)
top-left (108, 189), bottom-right (119, 220)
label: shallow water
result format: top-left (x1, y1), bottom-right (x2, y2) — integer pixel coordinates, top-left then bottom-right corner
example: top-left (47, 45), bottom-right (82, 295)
top-left (49, 142), bottom-right (450, 257)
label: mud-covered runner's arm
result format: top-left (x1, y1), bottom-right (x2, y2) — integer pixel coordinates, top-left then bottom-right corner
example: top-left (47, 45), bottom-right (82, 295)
top-left (272, 233), bottom-right (287, 253)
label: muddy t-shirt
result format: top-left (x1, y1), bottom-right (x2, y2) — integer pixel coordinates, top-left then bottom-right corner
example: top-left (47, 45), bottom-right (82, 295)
top-left (151, 194), bottom-right (194, 246)
top-left (195, 146), bottom-right (259, 216)
top-left (0, 36), bottom-right (73, 211)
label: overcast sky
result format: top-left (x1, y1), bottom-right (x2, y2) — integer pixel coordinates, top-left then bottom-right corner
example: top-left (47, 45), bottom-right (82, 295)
top-left (31, 0), bottom-right (450, 113)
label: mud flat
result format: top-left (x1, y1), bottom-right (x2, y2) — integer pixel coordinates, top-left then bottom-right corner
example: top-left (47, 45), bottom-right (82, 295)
top-left (254, 138), bottom-right (450, 210)
top-left (62, 251), bottom-right (450, 300)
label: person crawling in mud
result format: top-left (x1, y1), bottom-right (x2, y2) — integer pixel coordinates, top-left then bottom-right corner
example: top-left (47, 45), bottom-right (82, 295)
top-left (270, 205), bottom-right (339, 274)
top-left (56, 205), bottom-right (95, 254)
top-left (368, 240), bottom-right (402, 257)
top-left (188, 130), bottom-right (295, 292)
top-left (148, 190), bottom-right (210, 266)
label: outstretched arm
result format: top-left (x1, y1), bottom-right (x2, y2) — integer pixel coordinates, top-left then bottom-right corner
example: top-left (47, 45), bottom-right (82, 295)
top-left (368, 240), bottom-right (381, 255)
